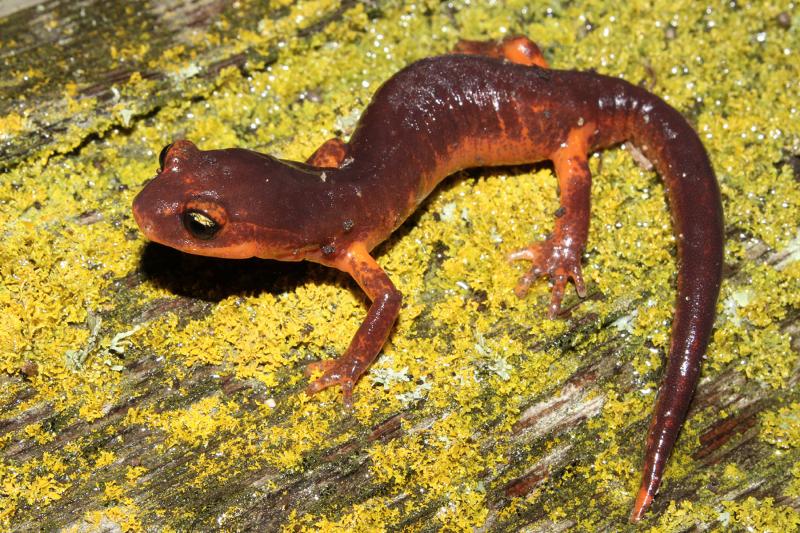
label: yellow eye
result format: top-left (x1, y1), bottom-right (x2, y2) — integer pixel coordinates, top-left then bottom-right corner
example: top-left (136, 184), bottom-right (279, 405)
top-left (183, 210), bottom-right (220, 240)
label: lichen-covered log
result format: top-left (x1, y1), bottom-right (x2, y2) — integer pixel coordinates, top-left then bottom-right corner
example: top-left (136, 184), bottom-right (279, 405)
top-left (1, 0), bottom-right (800, 531)
top-left (0, 0), bottom-right (363, 172)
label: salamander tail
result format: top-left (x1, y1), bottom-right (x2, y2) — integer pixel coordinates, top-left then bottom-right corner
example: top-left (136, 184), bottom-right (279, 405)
top-left (630, 485), bottom-right (655, 522)
top-left (620, 84), bottom-right (724, 522)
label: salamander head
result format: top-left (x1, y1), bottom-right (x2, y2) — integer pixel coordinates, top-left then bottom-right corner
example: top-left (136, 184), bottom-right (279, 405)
top-left (132, 140), bottom-right (313, 260)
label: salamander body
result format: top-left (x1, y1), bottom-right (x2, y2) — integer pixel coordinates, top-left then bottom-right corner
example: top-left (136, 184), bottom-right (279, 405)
top-left (132, 37), bottom-right (723, 521)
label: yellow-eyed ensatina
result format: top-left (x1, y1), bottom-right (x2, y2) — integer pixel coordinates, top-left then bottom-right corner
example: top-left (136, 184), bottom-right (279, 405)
top-left (133, 37), bottom-right (723, 521)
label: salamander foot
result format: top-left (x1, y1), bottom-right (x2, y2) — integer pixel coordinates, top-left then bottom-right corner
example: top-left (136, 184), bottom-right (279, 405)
top-left (509, 239), bottom-right (586, 318)
top-left (305, 359), bottom-right (356, 407)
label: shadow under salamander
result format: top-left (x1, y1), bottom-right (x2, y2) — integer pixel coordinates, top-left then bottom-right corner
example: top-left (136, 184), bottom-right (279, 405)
top-left (138, 242), bottom-right (313, 303)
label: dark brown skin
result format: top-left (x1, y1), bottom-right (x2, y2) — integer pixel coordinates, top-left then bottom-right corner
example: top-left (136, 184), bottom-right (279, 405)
top-left (132, 37), bottom-right (723, 522)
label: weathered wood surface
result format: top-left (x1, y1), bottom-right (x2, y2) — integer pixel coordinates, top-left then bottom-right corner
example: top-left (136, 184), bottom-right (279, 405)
top-left (0, 0), bottom-right (358, 172)
top-left (2, 0), bottom-right (799, 531)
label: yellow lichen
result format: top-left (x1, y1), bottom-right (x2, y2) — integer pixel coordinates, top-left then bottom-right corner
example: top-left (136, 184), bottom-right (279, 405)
top-left (288, 501), bottom-right (400, 532)
top-left (21, 474), bottom-right (68, 505)
top-left (761, 403), bottom-right (800, 450)
top-left (366, 413), bottom-right (501, 529)
top-left (102, 481), bottom-right (128, 504)
top-left (650, 500), bottom-right (719, 531)
top-left (125, 466), bottom-right (148, 483)
top-left (722, 497), bottom-right (800, 532)
top-left (0, 112), bottom-right (26, 138)
top-left (71, 506), bottom-right (144, 533)
top-left (94, 450), bottom-right (116, 469)
top-left (133, 395), bottom-right (241, 449)
top-left (787, 462), bottom-right (800, 499)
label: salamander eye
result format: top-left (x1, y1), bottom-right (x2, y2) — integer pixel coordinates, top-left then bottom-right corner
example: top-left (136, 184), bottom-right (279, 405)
top-left (183, 209), bottom-right (220, 240)
top-left (159, 143), bottom-right (174, 171)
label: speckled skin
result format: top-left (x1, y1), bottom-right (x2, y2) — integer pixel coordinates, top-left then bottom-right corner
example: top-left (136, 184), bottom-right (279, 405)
top-left (132, 37), bottom-right (723, 522)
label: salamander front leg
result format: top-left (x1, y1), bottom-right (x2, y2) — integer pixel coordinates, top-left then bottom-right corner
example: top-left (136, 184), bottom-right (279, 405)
top-left (306, 244), bottom-right (402, 406)
top-left (307, 138), bottom-right (349, 168)
top-left (510, 125), bottom-right (594, 318)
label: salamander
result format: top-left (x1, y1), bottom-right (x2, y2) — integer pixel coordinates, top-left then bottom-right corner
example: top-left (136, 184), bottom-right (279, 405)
top-left (132, 36), bottom-right (723, 522)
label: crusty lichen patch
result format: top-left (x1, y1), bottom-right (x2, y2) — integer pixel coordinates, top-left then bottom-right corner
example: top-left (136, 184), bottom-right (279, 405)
top-left (1, 0), bottom-right (799, 530)
top-left (762, 402), bottom-right (800, 450)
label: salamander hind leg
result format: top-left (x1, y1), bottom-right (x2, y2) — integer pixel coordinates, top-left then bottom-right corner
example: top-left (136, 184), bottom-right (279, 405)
top-left (307, 138), bottom-right (349, 168)
top-left (305, 244), bottom-right (402, 406)
top-left (452, 35), bottom-right (548, 68)
top-left (510, 125), bottom-right (594, 318)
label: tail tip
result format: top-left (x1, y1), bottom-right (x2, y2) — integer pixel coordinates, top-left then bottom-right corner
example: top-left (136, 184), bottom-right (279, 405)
top-left (629, 485), bottom-right (654, 523)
